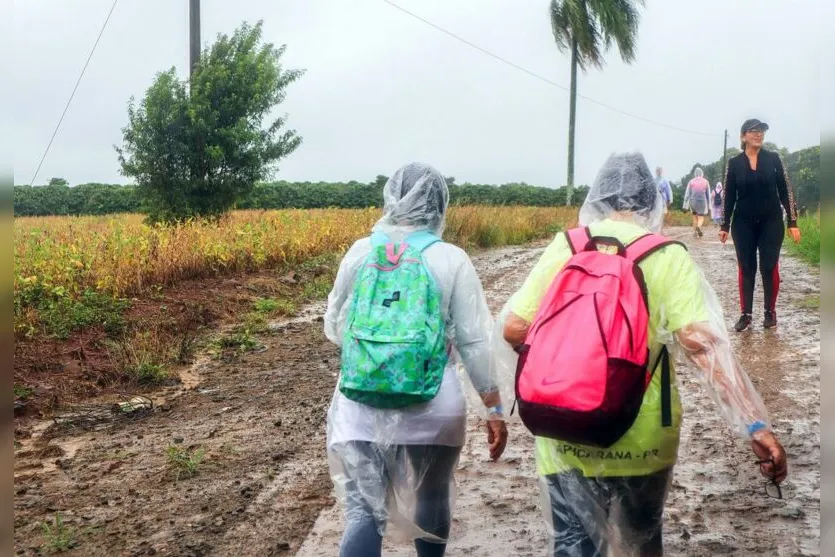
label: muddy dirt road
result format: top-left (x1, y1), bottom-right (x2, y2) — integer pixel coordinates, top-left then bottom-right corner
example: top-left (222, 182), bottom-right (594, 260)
top-left (14, 226), bottom-right (819, 556)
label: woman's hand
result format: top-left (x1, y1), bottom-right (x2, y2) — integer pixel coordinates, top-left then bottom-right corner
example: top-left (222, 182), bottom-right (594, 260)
top-left (487, 418), bottom-right (508, 461)
top-left (752, 430), bottom-right (788, 484)
top-left (719, 231), bottom-right (729, 244)
top-left (503, 312), bottom-right (530, 348)
top-left (788, 227), bottom-right (801, 244)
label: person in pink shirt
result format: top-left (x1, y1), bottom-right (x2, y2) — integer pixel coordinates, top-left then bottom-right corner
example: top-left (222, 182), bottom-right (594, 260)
top-left (683, 167), bottom-right (711, 237)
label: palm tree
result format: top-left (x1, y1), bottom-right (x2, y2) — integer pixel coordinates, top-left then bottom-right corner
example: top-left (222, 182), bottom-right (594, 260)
top-left (549, 0), bottom-right (643, 204)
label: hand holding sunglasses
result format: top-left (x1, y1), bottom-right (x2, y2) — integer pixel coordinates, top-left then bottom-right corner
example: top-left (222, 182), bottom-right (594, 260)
top-left (751, 428), bottom-right (788, 487)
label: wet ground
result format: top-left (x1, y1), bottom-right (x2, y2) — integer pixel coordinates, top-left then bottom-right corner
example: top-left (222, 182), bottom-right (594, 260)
top-left (14, 226), bottom-right (819, 556)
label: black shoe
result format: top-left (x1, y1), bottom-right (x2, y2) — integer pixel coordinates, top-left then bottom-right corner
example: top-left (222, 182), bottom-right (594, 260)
top-left (734, 313), bottom-right (753, 332)
top-left (696, 227), bottom-right (703, 238)
top-left (763, 311), bottom-right (777, 329)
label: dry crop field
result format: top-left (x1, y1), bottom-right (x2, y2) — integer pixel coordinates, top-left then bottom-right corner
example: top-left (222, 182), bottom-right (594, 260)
top-left (13, 206), bottom-right (578, 409)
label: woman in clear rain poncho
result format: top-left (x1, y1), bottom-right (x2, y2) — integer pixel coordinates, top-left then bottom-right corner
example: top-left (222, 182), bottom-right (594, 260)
top-left (711, 182), bottom-right (725, 225)
top-left (324, 162), bottom-right (508, 557)
top-left (683, 167), bottom-right (711, 237)
top-left (499, 153), bottom-right (787, 556)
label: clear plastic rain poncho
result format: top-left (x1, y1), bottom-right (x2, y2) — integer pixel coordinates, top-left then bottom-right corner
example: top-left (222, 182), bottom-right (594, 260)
top-left (494, 153), bottom-right (774, 556)
top-left (324, 163), bottom-right (505, 547)
top-left (683, 166), bottom-right (711, 215)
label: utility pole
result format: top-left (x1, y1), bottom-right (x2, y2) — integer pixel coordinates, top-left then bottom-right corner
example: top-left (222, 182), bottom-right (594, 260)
top-left (189, 0), bottom-right (201, 78)
top-left (722, 129), bottom-right (729, 178)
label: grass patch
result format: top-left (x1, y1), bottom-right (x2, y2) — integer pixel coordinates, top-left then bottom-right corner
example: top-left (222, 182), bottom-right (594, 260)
top-left (39, 513), bottom-right (77, 553)
top-left (786, 215), bottom-right (820, 266)
top-left (301, 277), bottom-right (332, 300)
top-left (130, 362), bottom-right (168, 384)
top-left (799, 294), bottom-right (820, 309)
top-left (105, 329), bottom-right (172, 386)
top-left (254, 297), bottom-right (279, 313)
top-left (216, 327), bottom-right (260, 352)
top-left (16, 289), bottom-right (128, 340)
top-left (166, 445), bottom-right (206, 480)
top-left (14, 384), bottom-right (33, 400)
top-left (253, 297), bottom-right (296, 316)
top-left (663, 210), bottom-right (695, 228)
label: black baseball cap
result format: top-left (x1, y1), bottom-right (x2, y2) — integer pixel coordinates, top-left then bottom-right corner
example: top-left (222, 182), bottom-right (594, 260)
top-left (741, 118), bottom-right (769, 133)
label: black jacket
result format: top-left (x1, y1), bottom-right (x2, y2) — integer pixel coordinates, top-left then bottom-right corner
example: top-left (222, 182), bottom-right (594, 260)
top-left (721, 149), bottom-right (798, 232)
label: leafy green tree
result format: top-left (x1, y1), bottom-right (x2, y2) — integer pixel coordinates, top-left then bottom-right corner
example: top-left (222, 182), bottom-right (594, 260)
top-left (116, 21), bottom-right (304, 222)
top-left (549, 0), bottom-right (644, 204)
top-left (48, 177), bottom-right (68, 187)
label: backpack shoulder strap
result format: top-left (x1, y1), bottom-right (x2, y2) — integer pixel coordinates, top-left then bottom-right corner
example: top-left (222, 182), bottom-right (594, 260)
top-left (625, 234), bottom-right (686, 264)
top-left (370, 231), bottom-right (390, 247)
top-left (406, 230), bottom-right (441, 253)
top-left (565, 227), bottom-right (592, 255)
top-left (649, 345), bottom-right (673, 428)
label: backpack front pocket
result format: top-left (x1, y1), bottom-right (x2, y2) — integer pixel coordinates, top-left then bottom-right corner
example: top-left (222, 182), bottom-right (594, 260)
top-left (339, 327), bottom-right (433, 408)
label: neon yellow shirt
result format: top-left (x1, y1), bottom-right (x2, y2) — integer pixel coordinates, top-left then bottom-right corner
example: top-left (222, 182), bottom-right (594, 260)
top-left (510, 220), bottom-right (708, 477)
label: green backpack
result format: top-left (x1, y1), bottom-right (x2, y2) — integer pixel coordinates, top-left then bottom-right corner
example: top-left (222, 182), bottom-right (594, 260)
top-left (339, 230), bottom-right (448, 408)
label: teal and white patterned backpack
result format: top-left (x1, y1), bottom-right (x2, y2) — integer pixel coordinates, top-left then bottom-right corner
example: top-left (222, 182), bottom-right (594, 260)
top-left (339, 230), bottom-right (448, 408)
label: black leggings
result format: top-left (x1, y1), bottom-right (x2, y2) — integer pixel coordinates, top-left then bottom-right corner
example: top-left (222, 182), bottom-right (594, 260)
top-left (731, 214), bottom-right (785, 314)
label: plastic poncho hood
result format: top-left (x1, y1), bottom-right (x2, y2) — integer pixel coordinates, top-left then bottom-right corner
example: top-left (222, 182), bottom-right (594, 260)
top-left (578, 152), bottom-right (665, 233)
top-left (376, 162), bottom-right (450, 236)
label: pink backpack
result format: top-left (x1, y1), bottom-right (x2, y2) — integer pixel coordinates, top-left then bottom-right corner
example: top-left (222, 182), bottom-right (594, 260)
top-left (514, 227), bottom-right (684, 447)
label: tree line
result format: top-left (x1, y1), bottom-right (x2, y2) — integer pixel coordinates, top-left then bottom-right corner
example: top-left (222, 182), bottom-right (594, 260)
top-left (13, 177), bottom-right (590, 217)
top-left (16, 142), bottom-right (818, 218)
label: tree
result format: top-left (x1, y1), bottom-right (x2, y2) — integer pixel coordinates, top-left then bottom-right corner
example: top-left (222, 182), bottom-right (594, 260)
top-left (48, 177), bottom-right (68, 187)
top-left (549, 0), bottom-right (643, 205)
top-left (445, 176), bottom-right (456, 187)
top-left (116, 21), bottom-right (304, 222)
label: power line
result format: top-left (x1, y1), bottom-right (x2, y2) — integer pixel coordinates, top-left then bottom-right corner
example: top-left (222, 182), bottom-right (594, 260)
top-left (381, 0), bottom-right (720, 138)
top-left (29, 0), bottom-right (119, 186)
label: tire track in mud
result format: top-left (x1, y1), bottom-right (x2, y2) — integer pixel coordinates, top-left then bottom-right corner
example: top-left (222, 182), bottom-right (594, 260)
top-left (296, 227), bottom-right (820, 557)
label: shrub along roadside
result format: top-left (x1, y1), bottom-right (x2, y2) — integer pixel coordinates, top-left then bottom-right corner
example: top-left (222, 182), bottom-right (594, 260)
top-left (786, 215), bottom-right (820, 267)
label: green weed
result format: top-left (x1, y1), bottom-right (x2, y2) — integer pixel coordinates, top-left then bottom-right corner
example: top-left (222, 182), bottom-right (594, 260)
top-left (14, 384), bottom-right (33, 400)
top-left (272, 298), bottom-right (297, 315)
top-left (166, 445), bottom-right (206, 480)
top-left (301, 277), bottom-right (331, 300)
top-left (39, 513), bottom-right (76, 553)
top-left (28, 290), bottom-right (128, 340)
top-left (131, 362), bottom-right (168, 384)
top-left (217, 328), bottom-right (259, 352)
top-left (254, 297), bottom-right (279, 313)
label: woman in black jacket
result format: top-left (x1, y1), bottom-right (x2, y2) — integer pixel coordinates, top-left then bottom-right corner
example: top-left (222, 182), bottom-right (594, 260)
top-left (719, 119), bottom-right (801, 332)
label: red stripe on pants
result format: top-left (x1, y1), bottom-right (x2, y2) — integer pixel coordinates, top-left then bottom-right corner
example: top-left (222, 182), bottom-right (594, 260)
top-left (770, 263), bottom-right (781, 312)
top-left (738, 266), bottom-right (745, 313)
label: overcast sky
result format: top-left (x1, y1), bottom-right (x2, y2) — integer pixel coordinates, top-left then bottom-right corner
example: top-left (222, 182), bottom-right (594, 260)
top-left (13, 0), bottom-right (821, 188)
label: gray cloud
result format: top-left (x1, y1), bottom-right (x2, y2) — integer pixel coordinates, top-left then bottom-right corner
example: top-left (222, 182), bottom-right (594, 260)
top-left (14, 0), bottom-right (820, 187)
